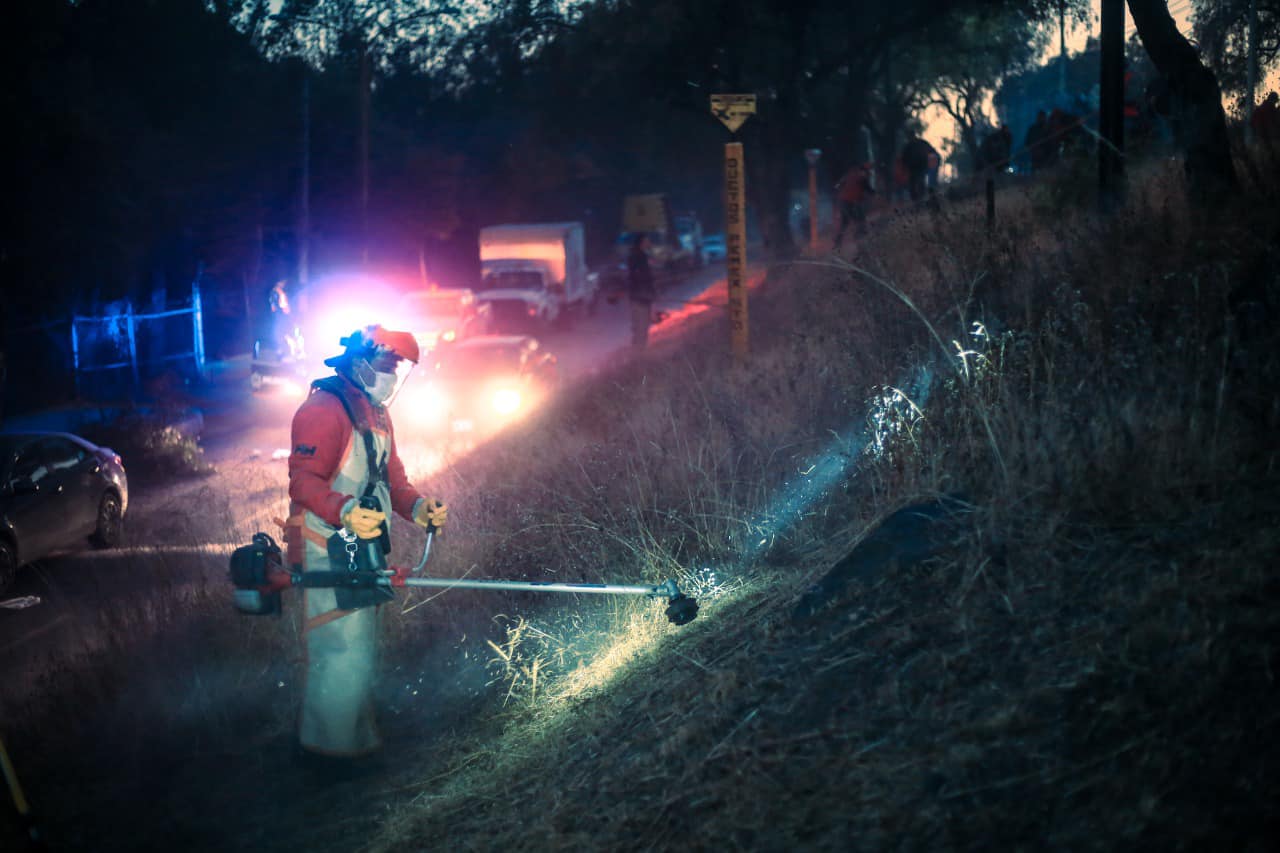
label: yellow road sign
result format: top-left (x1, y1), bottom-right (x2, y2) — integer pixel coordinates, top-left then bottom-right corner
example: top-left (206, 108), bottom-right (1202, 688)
top-left (711, 94), bottom-right (756, 133)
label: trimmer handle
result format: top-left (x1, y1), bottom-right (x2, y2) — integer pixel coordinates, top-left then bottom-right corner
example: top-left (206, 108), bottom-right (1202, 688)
top-left (357, 494), bottom-right (392, 555)
top-left (421, 499), bottom-right (444, 536)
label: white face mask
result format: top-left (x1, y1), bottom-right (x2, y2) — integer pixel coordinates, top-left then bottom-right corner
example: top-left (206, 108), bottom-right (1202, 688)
top-left (366, 371), bottom-right (398, 406)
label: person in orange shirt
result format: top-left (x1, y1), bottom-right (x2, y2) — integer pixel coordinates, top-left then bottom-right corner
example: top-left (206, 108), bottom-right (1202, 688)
top-left (834, 161), bottom-right (875, 249)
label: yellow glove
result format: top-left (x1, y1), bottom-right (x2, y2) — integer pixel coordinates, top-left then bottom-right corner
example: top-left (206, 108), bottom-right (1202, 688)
top-left (414, 499), bottom-right (448, 532)
top-left (343, 504), bottom-right (386, 539)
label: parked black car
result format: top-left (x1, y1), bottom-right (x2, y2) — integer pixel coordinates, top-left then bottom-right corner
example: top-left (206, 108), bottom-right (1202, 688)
top-left (0, 431), bottom-right (129, 593)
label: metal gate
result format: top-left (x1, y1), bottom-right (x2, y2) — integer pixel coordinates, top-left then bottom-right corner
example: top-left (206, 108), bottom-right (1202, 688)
top-left (69, 282), bottom-right (207, 398)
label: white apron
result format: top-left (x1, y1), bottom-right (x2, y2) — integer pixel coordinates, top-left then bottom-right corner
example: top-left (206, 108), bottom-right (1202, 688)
top-left (297, 425), bottom-right (395, 757)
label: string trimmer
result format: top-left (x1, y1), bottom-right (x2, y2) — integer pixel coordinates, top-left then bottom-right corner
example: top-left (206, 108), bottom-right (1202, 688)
top-left (229, 498), bottom-right (698, 625)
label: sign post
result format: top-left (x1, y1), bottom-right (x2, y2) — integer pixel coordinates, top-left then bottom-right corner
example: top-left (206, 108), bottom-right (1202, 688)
top-left (724, 142), bottom-right (748, 359)
top-left (711, 94), bottom-right (755, 361)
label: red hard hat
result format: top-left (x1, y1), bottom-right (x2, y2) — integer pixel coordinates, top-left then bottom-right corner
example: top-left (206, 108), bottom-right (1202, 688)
top-left (364, 325), bottom-right (420, 364)
top-left (326, 324), bottom-right (420, 367)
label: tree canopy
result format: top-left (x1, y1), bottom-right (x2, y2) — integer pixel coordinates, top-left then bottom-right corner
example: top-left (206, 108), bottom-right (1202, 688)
top-left (1193, 0), bottom-right (1280, 108)
top-left (4, 0), bottom-right (1243, 327)
top-left (4, 0), bottom-right (298, 318)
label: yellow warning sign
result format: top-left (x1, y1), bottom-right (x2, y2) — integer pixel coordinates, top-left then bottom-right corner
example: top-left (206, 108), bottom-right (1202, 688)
top-left (710, 94), bottom-right (756, 133)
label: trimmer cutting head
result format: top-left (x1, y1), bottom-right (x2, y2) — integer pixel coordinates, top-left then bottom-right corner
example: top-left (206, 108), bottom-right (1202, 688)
top-left (650, 579), bottom-right (699, 625)
top-left (664, 593), bottom-right (699, 625)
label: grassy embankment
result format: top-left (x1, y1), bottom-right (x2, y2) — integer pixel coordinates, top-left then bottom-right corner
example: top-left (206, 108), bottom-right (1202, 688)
top-left (4, 141), bottom-right (1280, 851)
top-left (367, 150), bottom-right (1280, 849)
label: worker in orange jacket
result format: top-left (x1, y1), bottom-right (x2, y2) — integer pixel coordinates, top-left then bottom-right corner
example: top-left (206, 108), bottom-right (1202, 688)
top-left (834, 161), bottom-right (875, 249)
top-left (285, 324), bottom-right (448, 758)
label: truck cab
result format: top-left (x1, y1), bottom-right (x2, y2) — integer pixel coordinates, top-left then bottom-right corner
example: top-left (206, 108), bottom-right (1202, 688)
top-left (478, 260), bottom-right (561, 329)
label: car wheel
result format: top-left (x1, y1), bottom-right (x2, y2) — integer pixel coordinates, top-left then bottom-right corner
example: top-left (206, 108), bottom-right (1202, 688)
top-left (91, 491), bottom-right (124, 549)
top-left (0, 541), bottom-right (16, 596)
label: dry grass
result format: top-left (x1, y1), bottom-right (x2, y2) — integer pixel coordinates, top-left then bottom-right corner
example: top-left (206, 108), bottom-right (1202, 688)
top-left (362, 148), bottom-right (1280, 851)
top-left (5, 143), bottom-right (1280, 851)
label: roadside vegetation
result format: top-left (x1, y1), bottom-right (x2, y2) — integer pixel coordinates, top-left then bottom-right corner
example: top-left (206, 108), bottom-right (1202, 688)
top-left (5, 142), bottom-right (1280, 851)
top-left (362, 146), bottom-right (1280, 850)
top-left (85, 416), bottom-right (216, 483)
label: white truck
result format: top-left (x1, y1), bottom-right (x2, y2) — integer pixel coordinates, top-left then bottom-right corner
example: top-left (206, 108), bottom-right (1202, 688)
top-left (477, 222), bottom-right (600, 331)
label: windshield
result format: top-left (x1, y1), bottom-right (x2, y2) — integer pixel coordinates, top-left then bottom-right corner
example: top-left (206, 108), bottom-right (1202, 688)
top-left (398, 294), bottom-right (467, 330)
top-left (434, 345), bottom-right (522, 378)
top-left (481, 271), bottom-right (545, 291)
top-left (401, 293), bottom-right (465, 312)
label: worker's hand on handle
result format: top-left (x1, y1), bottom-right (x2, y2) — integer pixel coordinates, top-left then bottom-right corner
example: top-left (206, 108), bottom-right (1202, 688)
top-left (343, 504), bottom-right (386, 539)
top-left (414, 498), bottom-right (447, 533)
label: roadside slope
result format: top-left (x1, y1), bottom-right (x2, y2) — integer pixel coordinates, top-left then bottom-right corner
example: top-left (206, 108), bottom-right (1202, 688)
top-left (368, 488), bottom-right (1279, 851)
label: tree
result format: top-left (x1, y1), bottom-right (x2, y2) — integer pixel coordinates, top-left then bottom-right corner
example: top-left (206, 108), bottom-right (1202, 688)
top-left (484, 0), bottom-right (1066, 256)
top-left (921, 11), bottom-right (1046, 174)
top-left (247, 1), bottom-right (472, 263)
top-left (1127, 0), bottom-right (1239, 200)
top-left (488, 0), bottom-right (1018, 252)
top-left (1192, 0), bottom-right (1280, 108)
top-left (3, 0), bottom-right (297, 317)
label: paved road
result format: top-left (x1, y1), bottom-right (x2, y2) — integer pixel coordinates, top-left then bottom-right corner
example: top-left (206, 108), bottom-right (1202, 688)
top-left (0, 262), bottom-right (748, 691)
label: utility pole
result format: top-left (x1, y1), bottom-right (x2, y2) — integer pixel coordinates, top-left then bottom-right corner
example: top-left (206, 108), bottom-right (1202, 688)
top-left (359, 41), bottom-right (371, 266)
top-left (1098, 0), bottom-right (1126, 209)
top-left (272, 6), bottom-right (461, 273)
top-left (1059, 0), bottom-right (1068, 97)
top-left (299, 69), bottom-right (311, 290)
top-left (1247, 0), bottom-right (1259, 143)
top-left (804, 149), bottom-right (821, 252)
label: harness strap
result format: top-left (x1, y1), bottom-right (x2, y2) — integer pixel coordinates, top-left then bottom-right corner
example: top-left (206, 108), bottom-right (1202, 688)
top-left (301, 526), bottom-right (329, 548)
top-left (311, 376), bottom-right (387, 497)
top-left (303, 608), bottom-right (355, 634)
top-left (279, 512), bottom-right (327, 548)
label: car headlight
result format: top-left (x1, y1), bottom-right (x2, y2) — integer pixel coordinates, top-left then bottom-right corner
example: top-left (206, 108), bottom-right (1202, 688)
top-left (279, 378), bottom-right (306, 398)
top-left (491, 388), bottom-right (521, 415)
top-left (402, 383), bottom-right (450, 425)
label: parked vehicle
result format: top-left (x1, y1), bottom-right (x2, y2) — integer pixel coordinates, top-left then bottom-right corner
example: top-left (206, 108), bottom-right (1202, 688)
top-left (396, 287), bottom-right (492, 352)
top-left (477, 222), bottom-right (600, 331)
top-left (0, 431), bottom-right (128, 593)
top-left (701, 232), bottom-right (727, 263)
top-left (399, 335), bottom-right (559, 439)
